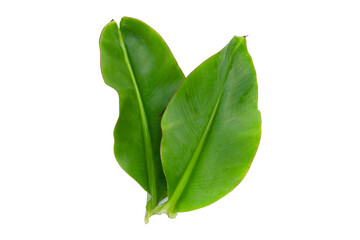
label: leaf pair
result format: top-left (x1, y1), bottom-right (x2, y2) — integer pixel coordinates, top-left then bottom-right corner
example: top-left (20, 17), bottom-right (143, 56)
top-left (99, 17), bottom-right (261, 223)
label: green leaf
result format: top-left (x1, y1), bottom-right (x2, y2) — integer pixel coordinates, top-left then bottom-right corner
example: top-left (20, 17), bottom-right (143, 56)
top-left (99, 17), bottom-right (184, 219)
top-left (158, 36), bottom-right (261, 218)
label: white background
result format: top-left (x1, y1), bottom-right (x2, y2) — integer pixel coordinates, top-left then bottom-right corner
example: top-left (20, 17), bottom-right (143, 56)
top-left (1, 0), bottom-right (359, 239)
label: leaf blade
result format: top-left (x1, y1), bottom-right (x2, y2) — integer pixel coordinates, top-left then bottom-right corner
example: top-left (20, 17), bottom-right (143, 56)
top-left (99, 18), bottom-right (185, 213)
top-left (160, 36), bottom-right (261, 215)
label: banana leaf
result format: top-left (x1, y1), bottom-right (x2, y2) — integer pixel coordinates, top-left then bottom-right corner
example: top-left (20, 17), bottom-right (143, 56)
top-left (99, 17), bottom-right (184, 220)
top-left (158, 36), bottom-right (261, 218)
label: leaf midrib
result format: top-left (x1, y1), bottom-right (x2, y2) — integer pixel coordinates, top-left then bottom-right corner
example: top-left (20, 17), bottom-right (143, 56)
top-left (165, 40), bottom-right (242, 212)
top-left (117, 26), bottom-right (158, 204)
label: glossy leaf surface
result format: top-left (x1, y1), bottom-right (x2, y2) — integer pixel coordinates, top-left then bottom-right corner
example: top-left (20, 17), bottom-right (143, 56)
top-left (99, 17), bottom-right (184, 214)
top-left (160, 37), bottom-right (261, 217)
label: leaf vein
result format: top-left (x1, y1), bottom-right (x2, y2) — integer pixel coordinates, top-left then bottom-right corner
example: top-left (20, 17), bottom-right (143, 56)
top-left (117, 27), bottom-right (158, 203)
top-left (165, 40), bottom-right (242, 211)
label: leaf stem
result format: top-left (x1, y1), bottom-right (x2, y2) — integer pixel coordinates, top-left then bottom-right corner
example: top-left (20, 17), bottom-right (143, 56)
top-left (159, 38), bottom-right (243, 216)
top-left (118, 26), bottom-right (158, 207)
